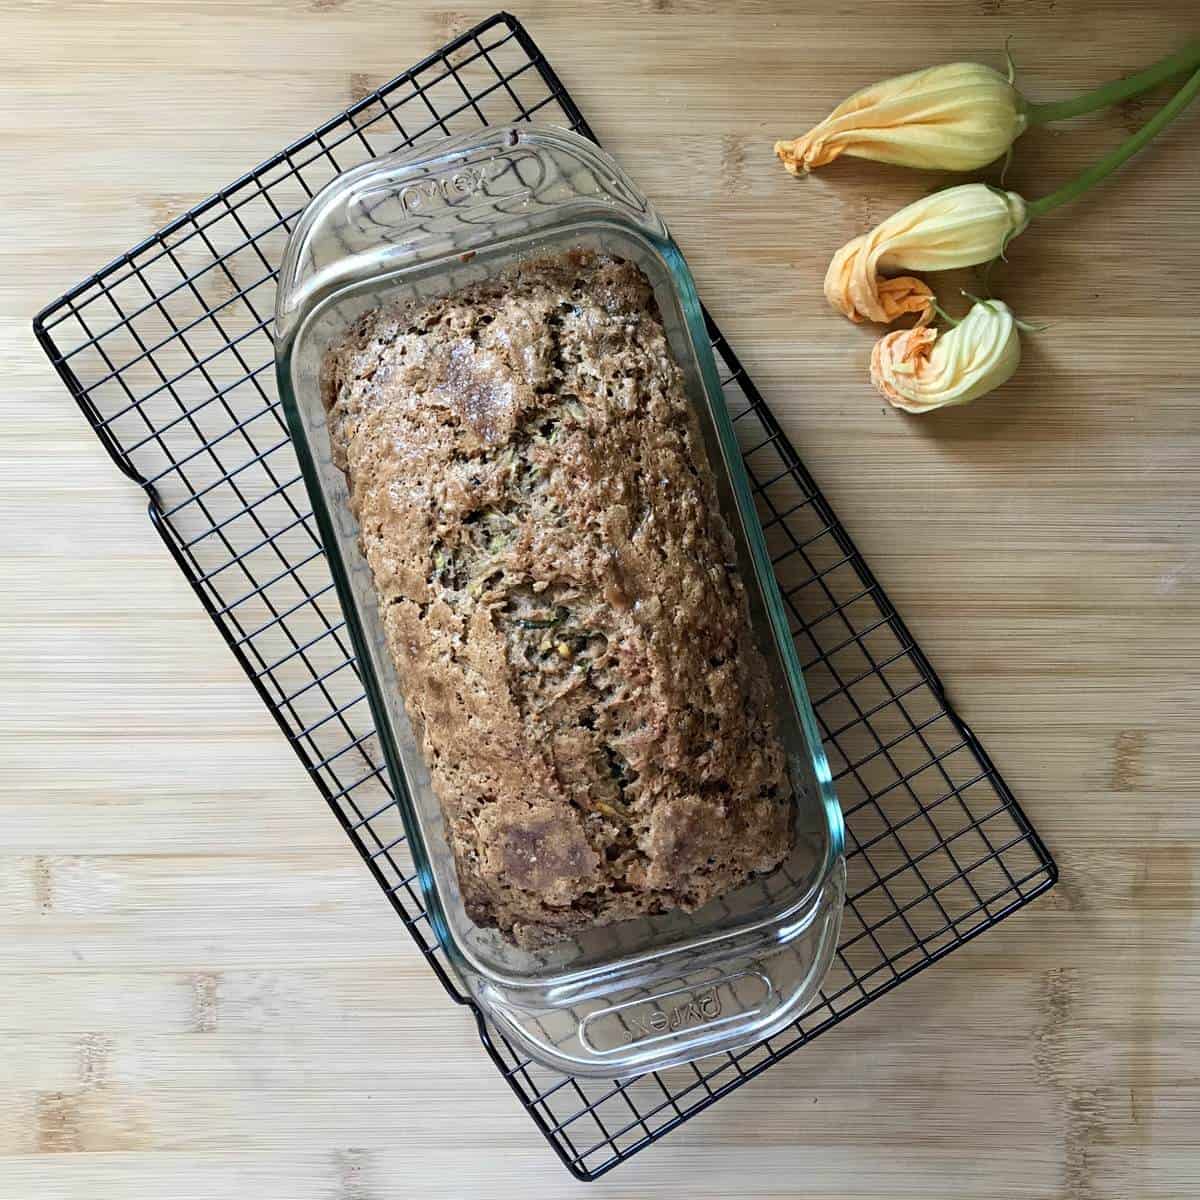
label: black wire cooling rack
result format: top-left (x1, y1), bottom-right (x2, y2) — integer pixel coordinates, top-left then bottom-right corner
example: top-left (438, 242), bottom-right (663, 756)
top-left (33, 11), bottom-right (1056, 1181)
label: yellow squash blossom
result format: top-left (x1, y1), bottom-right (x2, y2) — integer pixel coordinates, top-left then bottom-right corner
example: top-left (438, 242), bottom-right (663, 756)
top-left (776, 44), bottom-right (1200, 175)
top-left (824, 183), bottom-right (1028, 324)
top-left (870, 299), bottom-right (1020, 413)
top-left (776, 62), bottom-right (1027, 174)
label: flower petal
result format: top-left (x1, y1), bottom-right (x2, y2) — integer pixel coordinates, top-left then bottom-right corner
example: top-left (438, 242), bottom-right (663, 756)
top-left (870, 300), bottom-right (1022, 412)
top-left (825, 184), bottom-right (1028, 324)
top-left (776, 62), bottom-right (1028, 174)
top-left (824, 236), bottom-right (935, 325)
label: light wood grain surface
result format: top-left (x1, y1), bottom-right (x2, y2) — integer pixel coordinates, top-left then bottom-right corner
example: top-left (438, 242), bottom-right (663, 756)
top-left (2, 2), bottom-right (1198, 1197)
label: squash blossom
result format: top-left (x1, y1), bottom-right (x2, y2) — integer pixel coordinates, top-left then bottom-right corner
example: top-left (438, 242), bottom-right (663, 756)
top-left (870, 299), bottom-right (1020, 413)
top-left (776, 43), bottom-right (1200, 174)
top-left (776, 63), bottom-right (1026, 174)
top-left (824, 183), bottom-right (1028, 325)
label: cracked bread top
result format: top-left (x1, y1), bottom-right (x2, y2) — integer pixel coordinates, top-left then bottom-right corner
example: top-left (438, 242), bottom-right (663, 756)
top-left (321, 249), bottom-right (792, 946)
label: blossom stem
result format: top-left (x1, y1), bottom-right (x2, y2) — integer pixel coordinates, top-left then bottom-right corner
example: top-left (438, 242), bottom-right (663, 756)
top-left (1026, 41), bottom-right (1200, 124)
top-left (1028, 66), bottom-right (1200, 219)
top-left (930, 301), bottom-right (962, 327)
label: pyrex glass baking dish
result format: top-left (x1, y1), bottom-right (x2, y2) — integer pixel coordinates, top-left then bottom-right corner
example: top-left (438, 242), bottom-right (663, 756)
top-left (275, 124), bottom-right (844, 1077)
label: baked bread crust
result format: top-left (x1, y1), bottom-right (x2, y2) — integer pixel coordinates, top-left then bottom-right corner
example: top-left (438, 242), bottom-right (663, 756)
top-left (322, 251), bottom-right (792, 945)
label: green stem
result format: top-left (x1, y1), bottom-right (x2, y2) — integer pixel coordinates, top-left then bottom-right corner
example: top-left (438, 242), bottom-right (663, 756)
top-left (1026, 40), bottom-right (1200, 124)
top-left (1029, 66), bottom-right (1200, 218)
top-left (931, 301), bottom-right (962, 327)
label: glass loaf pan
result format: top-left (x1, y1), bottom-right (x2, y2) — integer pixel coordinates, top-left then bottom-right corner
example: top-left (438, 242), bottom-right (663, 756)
top-left (275, 124), bottom-right (845, 1077)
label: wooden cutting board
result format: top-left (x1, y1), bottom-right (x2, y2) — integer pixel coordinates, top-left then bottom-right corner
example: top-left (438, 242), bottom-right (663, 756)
top-left (1, 2), bottom-right (1197, 1197)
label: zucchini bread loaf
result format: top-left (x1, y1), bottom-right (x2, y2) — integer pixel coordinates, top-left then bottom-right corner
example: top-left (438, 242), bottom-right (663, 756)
top-left (322, 250), bottom-right (793, 947)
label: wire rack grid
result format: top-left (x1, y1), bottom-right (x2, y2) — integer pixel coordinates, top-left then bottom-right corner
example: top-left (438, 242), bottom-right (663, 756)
top-left (33, 11), bottom-right (1056, 1182)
